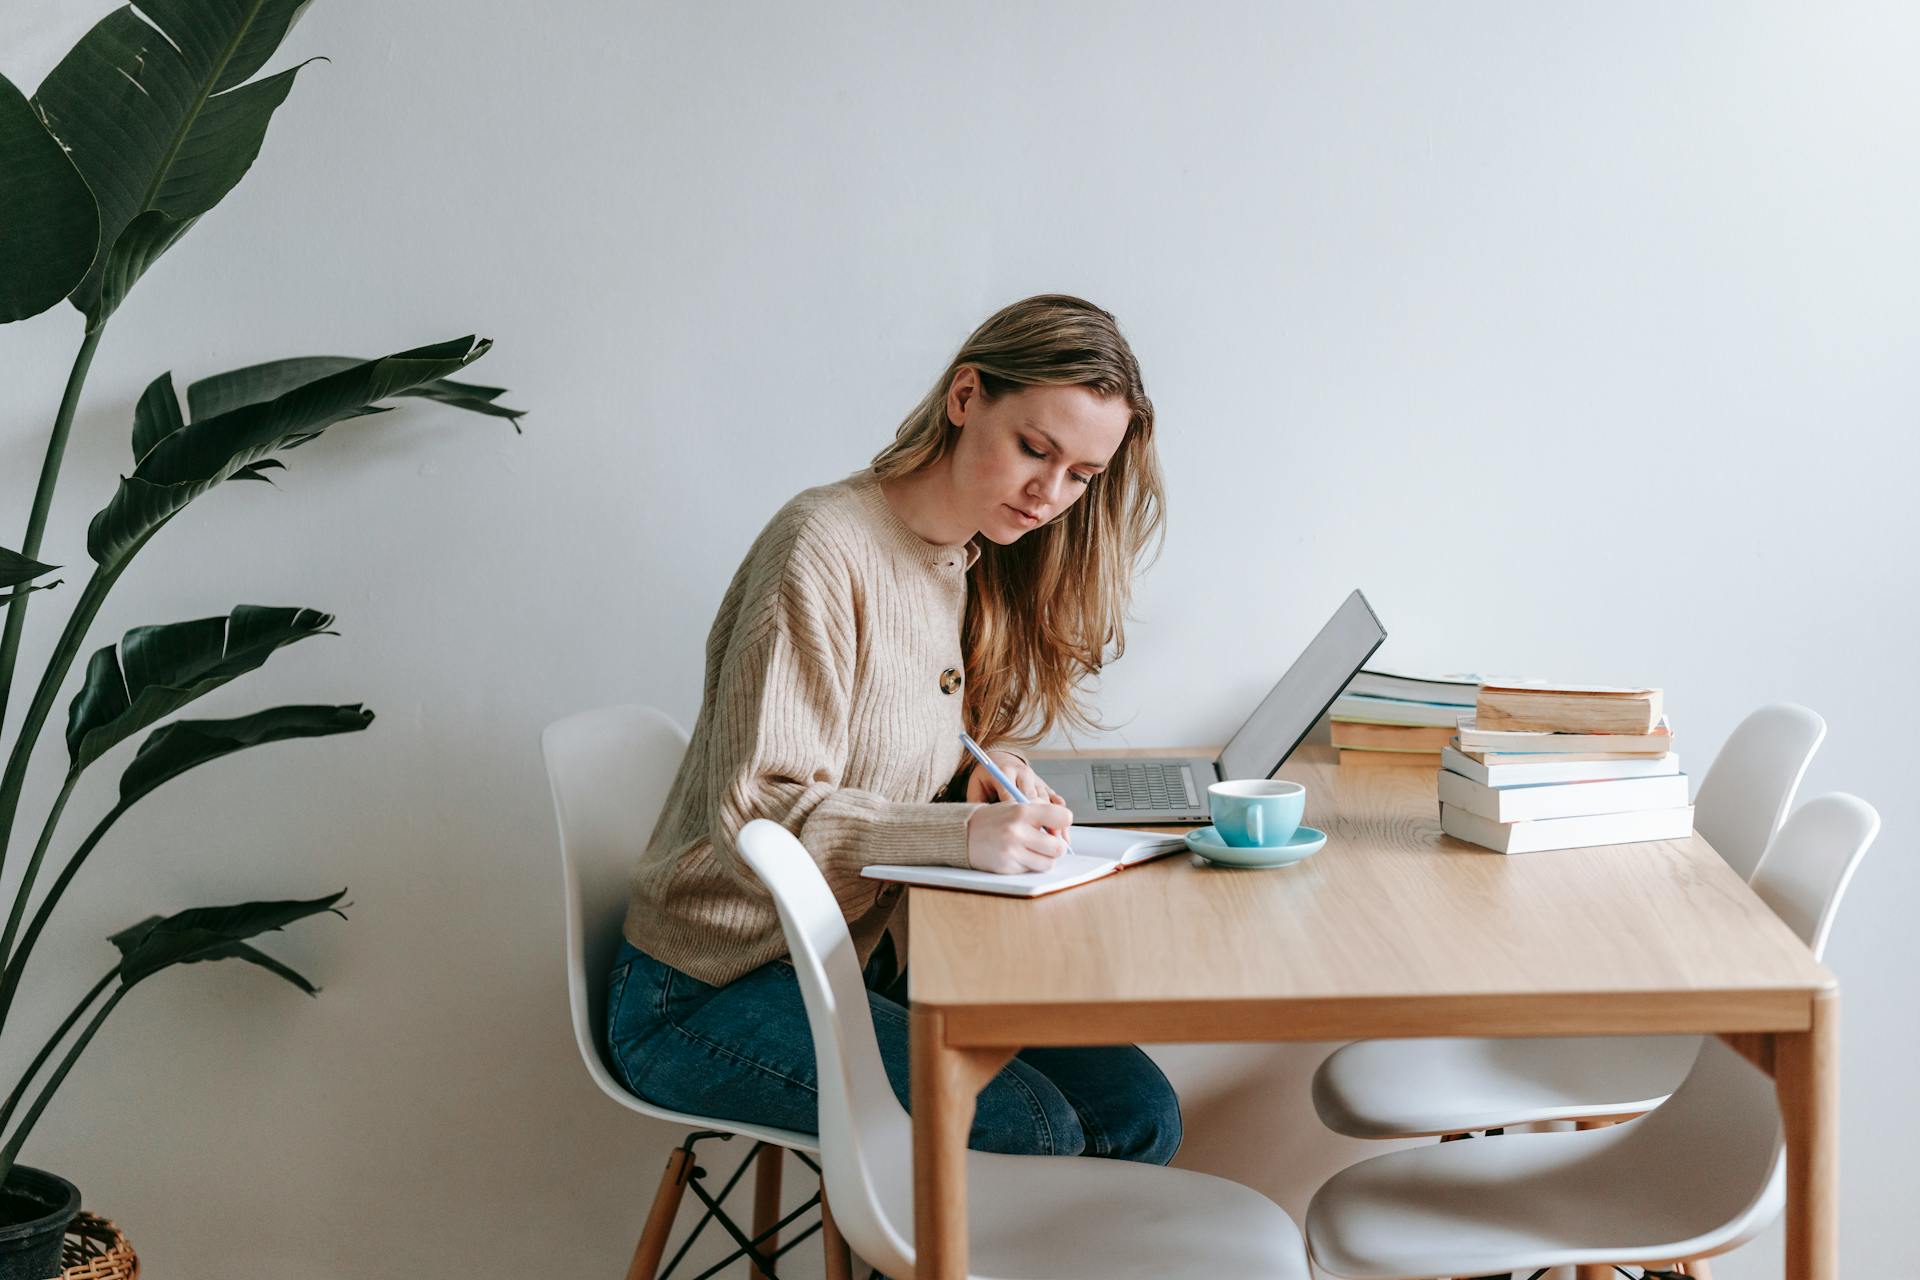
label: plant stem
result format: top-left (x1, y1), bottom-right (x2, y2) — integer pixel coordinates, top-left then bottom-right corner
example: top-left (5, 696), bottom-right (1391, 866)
top-left (0, 799), bottom-right (130, 1034)
top-left (0, 557), bottom-right (133, 891)
top-left (0, 969), bottom-right (114, 1142)
top-left (0, 323), bottom-right (104, 741)
top-left (0, 771), bottom-right (77, 971)
top-left (0, 976), bottom-right (126, 1185)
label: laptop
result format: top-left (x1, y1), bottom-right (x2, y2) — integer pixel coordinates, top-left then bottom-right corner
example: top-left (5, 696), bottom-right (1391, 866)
top-left (1032, 589), bottom-right (1386, 825)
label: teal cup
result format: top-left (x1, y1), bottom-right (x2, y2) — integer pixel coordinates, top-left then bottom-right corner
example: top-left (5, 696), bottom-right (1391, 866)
top-left (1207, 779), bottom-right (1306, 848)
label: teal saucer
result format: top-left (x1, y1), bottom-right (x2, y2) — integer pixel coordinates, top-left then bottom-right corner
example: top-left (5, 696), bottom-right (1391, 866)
top-left (1185, 824), bottom-right (1327, 869)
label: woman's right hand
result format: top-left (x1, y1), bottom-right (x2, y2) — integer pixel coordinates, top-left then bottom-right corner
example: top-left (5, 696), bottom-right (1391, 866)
top-left (966, 801), bottom-right (1075, 874)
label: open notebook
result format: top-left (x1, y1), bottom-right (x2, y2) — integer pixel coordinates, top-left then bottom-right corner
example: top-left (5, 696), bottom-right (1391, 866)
top-left (861, 826), bottom-right (1187, 899)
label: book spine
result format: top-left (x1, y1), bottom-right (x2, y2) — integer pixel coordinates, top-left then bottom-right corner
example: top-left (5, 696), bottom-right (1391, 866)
top-left (1441, 747), bottom-right (1683, 786)
top-left (1331, 721), bottom-right (1456, 750)
top-left (1441, 802), bottom-right (1694, 854)
top-left (1456, 729), bottom-right (1671, 754)
top-left (1333, 695), bottom-right (1470, 728)
top-left (1474, 691), bottom-right (1661, 735)
top-left (1348, 674), bottom-right (1479, 704)
top-left (1339, 749), bottom-right (1442, 768)
top-left (1439, 770), bottom-right (1691, 822)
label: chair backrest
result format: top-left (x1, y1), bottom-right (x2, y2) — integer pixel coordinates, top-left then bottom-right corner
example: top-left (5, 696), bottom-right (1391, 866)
top-left (1693, 703), bottom-right (1825, 882)
top-left (542, 704), bottom-right (690, 1089)
top-left (736, 819), bottom-right (917, 1275)
top-left (1621, 791), bottom-right (1878, 1258)
top-left (1747, 792), bottom-right (1878, 960)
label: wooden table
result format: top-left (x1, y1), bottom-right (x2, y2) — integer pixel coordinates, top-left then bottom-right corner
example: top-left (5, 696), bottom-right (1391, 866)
top-left (907, 746), bottom-right (1837, 1279)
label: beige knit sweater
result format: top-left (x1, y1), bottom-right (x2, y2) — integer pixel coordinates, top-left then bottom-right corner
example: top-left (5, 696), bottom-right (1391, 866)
top-left (623, 468), bottom-right (994, 987)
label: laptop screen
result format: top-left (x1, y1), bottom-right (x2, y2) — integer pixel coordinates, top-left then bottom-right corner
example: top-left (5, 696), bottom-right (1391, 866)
top-left (1216, 590), bottom-right (1387, 782)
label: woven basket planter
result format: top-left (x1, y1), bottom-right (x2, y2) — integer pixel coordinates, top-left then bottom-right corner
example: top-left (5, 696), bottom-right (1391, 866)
top-left (57, 1214), bottom-right (136, 1280)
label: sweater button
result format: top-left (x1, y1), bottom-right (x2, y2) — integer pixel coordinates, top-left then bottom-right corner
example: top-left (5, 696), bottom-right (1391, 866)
top-left (939, 667), bottom-right (962, 695)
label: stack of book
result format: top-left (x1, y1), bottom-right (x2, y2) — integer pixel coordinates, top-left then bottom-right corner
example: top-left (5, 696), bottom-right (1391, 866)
top-left (1439, 681), bottom-right (1691, 854)
top-left (1330, 669), bottom-right (1481, 768)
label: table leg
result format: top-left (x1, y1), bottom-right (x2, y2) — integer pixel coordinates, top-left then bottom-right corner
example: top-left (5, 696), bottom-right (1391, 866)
top-left (1776, 988), bottom-right (1839, 1280)
top-left (911, 1006), bottom-right (1013, 1279)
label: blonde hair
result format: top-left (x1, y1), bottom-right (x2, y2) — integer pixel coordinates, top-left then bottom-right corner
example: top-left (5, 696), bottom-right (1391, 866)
top-left (871, 294), bottom-right (1165, 748)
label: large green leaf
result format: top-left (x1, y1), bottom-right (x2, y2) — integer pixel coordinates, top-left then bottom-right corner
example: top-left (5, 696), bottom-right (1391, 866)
top-left (188, 356), bottom-right (526, 430)
top-left (31, 0), bottom-right (315, 322)
top-left (0, 71), bottom-right (99, 323)
top-left (65, 605), bottom-right (335, 772)
top-left (230, 459), bottom-right (287, 484)
top-left (0, 585), bottom-right (59, 612)
top-left (96, 209), bottom-right (200, 325)
top-left (117, 928), bottom-right (318, 994)
top-left (108, 890), bottom-right (345, 987)
top-left (132, 371), bottom-right (186, 465)
top-left (0, 548), bottom-right (61, 612)
top-left (88, 335), bottom-right (500, 567)
top-left (0, 548), bottom-right (57, 590)
top-left (120, 703), bottom-right (372, 805)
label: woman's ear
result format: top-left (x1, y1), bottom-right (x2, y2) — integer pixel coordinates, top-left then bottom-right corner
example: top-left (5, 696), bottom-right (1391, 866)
top-left (946, 366), bottom-right (977, 427)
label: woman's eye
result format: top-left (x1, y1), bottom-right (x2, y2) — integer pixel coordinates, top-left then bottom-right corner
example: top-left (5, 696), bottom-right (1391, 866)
top-left (1022, 439), bottom-right (1093, 485)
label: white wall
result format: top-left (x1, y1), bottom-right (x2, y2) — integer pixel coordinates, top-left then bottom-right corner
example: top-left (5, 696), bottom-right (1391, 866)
top-left (3, 2), bottom-right (1915, 1276)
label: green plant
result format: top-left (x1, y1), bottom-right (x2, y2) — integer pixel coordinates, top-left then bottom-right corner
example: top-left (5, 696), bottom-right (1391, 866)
top-left (0, 2), bottom-right (520, 1195)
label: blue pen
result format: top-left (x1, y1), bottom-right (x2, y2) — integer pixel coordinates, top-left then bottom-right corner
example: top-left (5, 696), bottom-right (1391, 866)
top-left (958, 732), bottom-right (1068, 847)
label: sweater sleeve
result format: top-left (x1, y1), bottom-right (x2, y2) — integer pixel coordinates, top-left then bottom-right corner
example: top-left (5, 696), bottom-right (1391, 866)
top-left (701, 567), bottom-right (978, 894)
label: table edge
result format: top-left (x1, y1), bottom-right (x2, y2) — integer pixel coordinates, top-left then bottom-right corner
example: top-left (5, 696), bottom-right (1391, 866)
top-left (916, 984), bottom-right (1833, 1046)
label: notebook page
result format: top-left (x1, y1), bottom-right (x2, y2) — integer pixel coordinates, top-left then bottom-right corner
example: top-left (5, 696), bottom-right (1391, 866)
top-left (1064, 824), bottom-right (1187, 865)
top-left (861, 825), bottom-right (1187, 897)
top-left (861, 853), bottom-right (1116, 898)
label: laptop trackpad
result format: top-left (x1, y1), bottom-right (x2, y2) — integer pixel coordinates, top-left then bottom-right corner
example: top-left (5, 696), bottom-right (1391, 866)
top-left (1039, 770), bottom-right (1093, 809)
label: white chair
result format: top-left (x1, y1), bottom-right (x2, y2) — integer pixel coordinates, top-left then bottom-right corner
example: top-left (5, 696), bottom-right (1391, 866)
top-left (1311, 703), bottom-right (1826, 1140)
top-left (734, 818), bottom-right (1312, 1280)
top-left (1304, 791), bottom-right (1879, 1279)
top-left (544, 704), bottom-right (828, 1280)
top-left (1692, 703), bottom-right (1827, 882)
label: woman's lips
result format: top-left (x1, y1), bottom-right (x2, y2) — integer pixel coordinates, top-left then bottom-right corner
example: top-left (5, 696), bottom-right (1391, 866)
top-left (1005, 504), bottom-right (1041, 526)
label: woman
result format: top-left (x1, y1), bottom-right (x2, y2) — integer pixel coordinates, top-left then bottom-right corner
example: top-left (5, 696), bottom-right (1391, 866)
top-left (607, 294), bottom-right (1176, 1162)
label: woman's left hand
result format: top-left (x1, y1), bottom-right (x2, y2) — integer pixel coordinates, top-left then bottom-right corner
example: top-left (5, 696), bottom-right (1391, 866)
top-left (965, 750), bottom-right (1065, 809)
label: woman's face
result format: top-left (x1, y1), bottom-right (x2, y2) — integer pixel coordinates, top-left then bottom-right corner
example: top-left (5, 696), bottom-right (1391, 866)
top-left (944, 368), bottom-right (1132, 545)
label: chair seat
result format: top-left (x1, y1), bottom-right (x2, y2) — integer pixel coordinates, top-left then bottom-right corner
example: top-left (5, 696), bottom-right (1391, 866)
top-left (875, 1152), bottom-right (1308, 1280)
top-left (1312, 1034), bottom-right (1702, 1138)
top-left (1305, 1103), bottom-right (1782, 1279)
top-left (585, 1061), bottom-right (821, 1154)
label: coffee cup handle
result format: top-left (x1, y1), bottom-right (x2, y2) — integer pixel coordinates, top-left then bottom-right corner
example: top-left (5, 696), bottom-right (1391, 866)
top-left (1247, 806), bottom-right (1263, 846)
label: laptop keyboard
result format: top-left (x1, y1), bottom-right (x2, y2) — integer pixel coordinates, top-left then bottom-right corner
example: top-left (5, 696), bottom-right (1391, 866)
top-left (1091, 763), bottom-right (1200, 812)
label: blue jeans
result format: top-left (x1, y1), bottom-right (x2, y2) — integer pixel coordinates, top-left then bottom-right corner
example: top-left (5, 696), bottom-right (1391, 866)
top-left (605, 936), bottom-right (1181, 1163)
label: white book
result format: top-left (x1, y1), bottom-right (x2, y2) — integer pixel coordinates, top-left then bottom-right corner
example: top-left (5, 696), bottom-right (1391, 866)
top-left (1347, 669), bottom-right (1482, 706)
top-left (1455, 718), bottom-right (1672, 754)
top-left (1331, 693), bottom-right (1468, 728)
top-left (1440, 802), bottom-right (1695, 855)
top-left (1440, 745), bottom-right (1682, 787)
top-left (1438, 768), bottom-right (1692, 823)
top-left (861, 826), bottom-right (1186, 899)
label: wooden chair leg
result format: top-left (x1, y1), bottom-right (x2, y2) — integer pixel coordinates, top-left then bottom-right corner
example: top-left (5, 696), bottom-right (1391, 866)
top-left (626, 1146), bottom-right (695, 1280)
top-left (749, 1144), bottom-right (783, 1279)
top-left (1659, 1261), bottom-right (1712, 1278)
top-left (820, 1183), bottom-right (854, 1280)
top-left (1572, 1118), bottom-right (1617, 1280)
